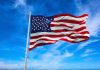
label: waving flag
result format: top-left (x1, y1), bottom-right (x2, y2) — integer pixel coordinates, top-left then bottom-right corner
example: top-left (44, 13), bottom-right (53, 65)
top-left (29, 14), bottom-right (89, 51)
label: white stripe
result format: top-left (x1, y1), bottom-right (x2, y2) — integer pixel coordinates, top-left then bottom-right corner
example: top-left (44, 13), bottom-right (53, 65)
top-left (72, 24), bottom-right (86, 29)
top-left (78, 29), bottom-right (88, 33)
top-left (73, 38), bottom-right (85, 42)
top-left (51, 22), bottom-right (85, 27)
top-left (51, 24), bottom-right (85, 30)
top-left (51, 26), bottom-right (73, 30)
top-left (70, 34), bottom-right (89, 37)
top-left (30, 36), bottom-right (58, 42)
top-left (30, 41), bottom-right (55, 48)
top-left (31, 32), bottom-right (72, 36)
top-left (54, 16), bottom-right (88, 21)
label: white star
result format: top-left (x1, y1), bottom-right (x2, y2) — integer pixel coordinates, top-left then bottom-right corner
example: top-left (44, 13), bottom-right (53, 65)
top-left (32, 20), bottom-right (34, 21)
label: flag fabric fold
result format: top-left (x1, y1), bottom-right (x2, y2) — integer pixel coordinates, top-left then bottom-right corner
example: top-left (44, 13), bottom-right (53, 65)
top-left (29, 13), bottom-right (89, 51)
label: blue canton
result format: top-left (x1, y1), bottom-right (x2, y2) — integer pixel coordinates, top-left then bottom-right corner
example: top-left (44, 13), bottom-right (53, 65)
top-left (31, 16), bottom-right (53, 33)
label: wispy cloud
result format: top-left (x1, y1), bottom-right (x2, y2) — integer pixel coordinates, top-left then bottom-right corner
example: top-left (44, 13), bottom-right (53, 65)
top-left (75, 0), bottom-right (100, 37)
top-left (37, 43), bottom-right (74, 61)
top-left (81, 52), bottom-right (97, 58)
top-left (27, 41), bottom-right (75, 69)
top-left (0, 58), bottom-right (100, 69)
top-left (64, 51), bottom-right (74, 57)
top-left (0, 60), bottom-right (24, 69)
top-left (75, 40), bottom-right (98, 51)
top-left (81, 48), bottom-right (98, 58)
top-left (14, 0), bottom-right (26, 8)
top-left (13, 0), bottom-right (33, 15)
top-left (84, 49), bottom-right (95, 53)
top-left (87, 12), bottom-right (100, 37)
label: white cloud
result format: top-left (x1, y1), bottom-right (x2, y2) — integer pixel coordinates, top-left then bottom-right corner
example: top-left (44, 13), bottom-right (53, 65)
top-left (87, 12), bottom-right (100, 37)
top-left (28, 41), bottom-right (76, 66)
top-left (50, 41), bottom-right (65, 50)
top-left (64, 51), bottom-right (73, 57)
top-left (80, 49), bottom-right (98, 58)
top-left (0, 50), bottom-right (73, 69)
top-left (27, 41), bottom-right (75, 69)
top-left (13, 0), bottom-right (35, 16)
top-left (85, 49), bottom-right (95, 53)
top-left (40, 47), bottom-right (74, 63)
top-left (81, 52), bottom-right (98, 58)
top-left (75, 40), bottom-right (98, 51)
top-left (0, 58), bottom-right (100, 69)
top-left (75, 0), bottom-right (100, 37)
top-left (0, 59), bottom-right (61, 69)
top-left (27, 42), bottom-right (74, 68)
top-left (14, 0), bottom-right (26, 8)
top-left (0, 60), bottom-right (24, 69)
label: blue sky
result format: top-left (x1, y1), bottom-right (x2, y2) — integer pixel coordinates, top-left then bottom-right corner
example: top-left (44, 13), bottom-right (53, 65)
top-left (0, 0), bottom-right (100, 69)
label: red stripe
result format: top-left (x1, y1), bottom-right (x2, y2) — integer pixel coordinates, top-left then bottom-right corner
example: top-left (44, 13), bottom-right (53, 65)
top-left (74, 26), bottom-right (86, 32)
top-left (60, 37), bottom-right (89, 43)
top-left (50, 24), bottom-right (73, 28)
top-left (52, 26), bottom-right (86, 32)
top-left (29, 42), bottom-right (54, 51)
top-left (31, 34), bottom-right (65, 39)
top-left (30, 39), bottom-right (57, 45)
top-left (53, 20), bottom-right (85, 24)
top-left (54, 14), bottom-right (88, 18)
top-left (69, 36), bottom-right (89, 39)
top-left (79, 31), bottom-right (89, 34)
top-left (52, 29), bottom-right (73, 32)
top-left (60, 38), bottom-right (77, 43)
top-left (30, 41), bottom-right (56, 47)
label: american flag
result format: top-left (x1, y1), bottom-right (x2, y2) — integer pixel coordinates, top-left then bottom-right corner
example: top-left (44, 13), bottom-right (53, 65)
top-left (29, 14), bottom-right (89, 51)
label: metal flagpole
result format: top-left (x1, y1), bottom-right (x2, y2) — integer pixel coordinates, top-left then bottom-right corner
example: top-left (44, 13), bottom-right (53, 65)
top-left (24, 11), bottom-right (31, 70)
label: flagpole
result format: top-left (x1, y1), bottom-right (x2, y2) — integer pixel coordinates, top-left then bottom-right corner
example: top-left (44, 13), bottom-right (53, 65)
top-left (24, 11), bottom-right (31, 70)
